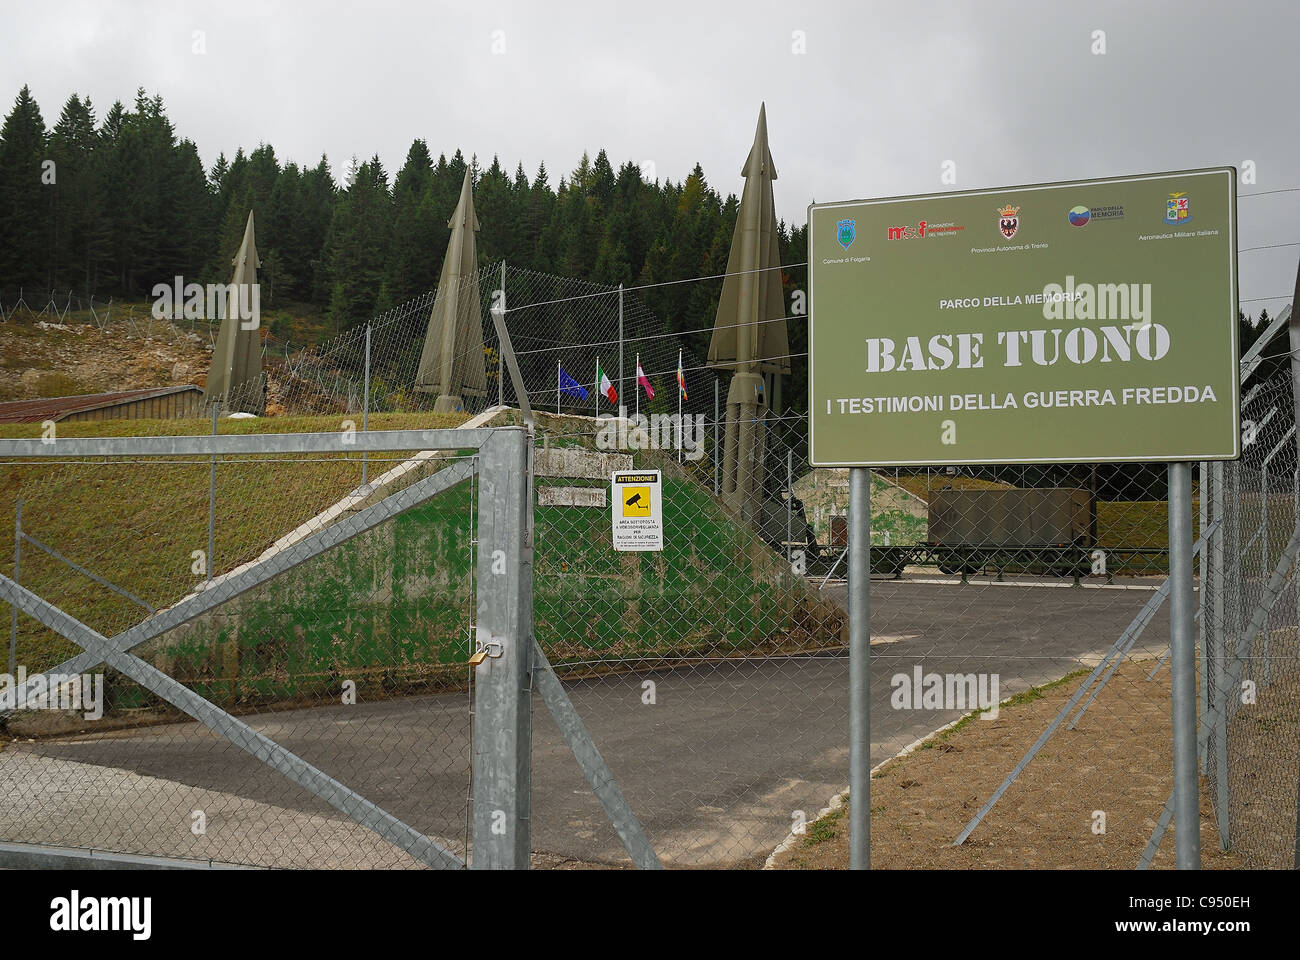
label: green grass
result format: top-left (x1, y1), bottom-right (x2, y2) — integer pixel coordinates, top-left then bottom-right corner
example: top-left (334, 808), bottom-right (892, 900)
top-left (794, 470), bottom-right (929, 547)
top-left (32, 372), bottom-right (83, 397)
top-left (0, 410), bottom-right (470, 441)
top-left (1, 412), bottom-right (471, 671)
top-left (1095, 500), bottom-right (1200, 549)
top-left (534, 459), bottom-right (840, 657)
top-left (870, 473), bottom-right (927, 546)
top-left (803, 805), bottom-right (844, 847)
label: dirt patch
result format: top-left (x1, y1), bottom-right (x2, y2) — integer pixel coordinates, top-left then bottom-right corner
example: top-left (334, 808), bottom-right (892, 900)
top-left (1221, 627), bottom-right (1300, 868)
top-left (773, 659), bottom-right (1243, 870)
top-left (0, 313), bottom-right (211, 401)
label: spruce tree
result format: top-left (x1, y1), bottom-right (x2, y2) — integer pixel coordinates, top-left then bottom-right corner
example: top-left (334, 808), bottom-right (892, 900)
top-left (388, 139), bottom-right (438, 304)
top-left (324, 155), bottom-right (392, 331)
top-left (0, 85), bottom-right (50, 293)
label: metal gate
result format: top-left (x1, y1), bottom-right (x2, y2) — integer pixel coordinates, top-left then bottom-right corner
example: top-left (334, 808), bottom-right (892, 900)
top-left (0, 425), bottom-right (658, 869)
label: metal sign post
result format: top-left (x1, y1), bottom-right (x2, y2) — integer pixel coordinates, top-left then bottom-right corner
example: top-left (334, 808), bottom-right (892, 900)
top-left (848, 468), bottom-right (871, 869)
top-left (1167, 461), bottom-right (1200, 868)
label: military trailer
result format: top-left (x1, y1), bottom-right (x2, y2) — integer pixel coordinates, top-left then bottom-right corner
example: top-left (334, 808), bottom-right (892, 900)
top-left (792, 484), bottom-right (1109, 581)
top-left (857, 486), bottom-right (1094, 578)
top-left (926, 487), bottom-right (1092, 576)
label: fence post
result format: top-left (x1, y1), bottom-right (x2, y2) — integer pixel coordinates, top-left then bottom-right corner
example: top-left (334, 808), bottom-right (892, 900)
top-left (1212, 460), bottom-right (1229, 849)
top-left (472, 427), bottom-right (533, 868)
top-left (207, 403), bottom-right (218, 582)
top-left (362, 323), bottom-right (371, 488)
top-left (498, 262), bottom-right (506, 409)
top-left (1168, 461), bottom-right (1201, 869)
top-left (8, 497), bottom-right (19, 679)
top-left (849, 466), bottom-right (871, 869)
top-left (714, 378), bottom-right (720, 497)
top-left (786, 449), bottom-right (793, 567)
top-left (1198, 462), bottom-right (1209, 771)
top-left (618, 283), bottom-right (625, 407)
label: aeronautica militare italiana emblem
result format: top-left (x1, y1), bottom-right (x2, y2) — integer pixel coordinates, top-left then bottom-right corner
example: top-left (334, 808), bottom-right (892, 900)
top-left (1164, 191), bottom-right (1191, 225)
top-left (836, 218), bottom-right (856, 249)
top-left (997, 204), bottom-right (1020, 239)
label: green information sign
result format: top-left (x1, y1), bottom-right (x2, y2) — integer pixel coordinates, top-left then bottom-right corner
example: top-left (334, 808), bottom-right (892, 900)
top-left (808, 168), bottom-right (1239, 466)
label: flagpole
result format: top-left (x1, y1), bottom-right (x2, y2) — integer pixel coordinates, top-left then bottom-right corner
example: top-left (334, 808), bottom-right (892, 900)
top-left (678, 348), bottom-right (683, 464)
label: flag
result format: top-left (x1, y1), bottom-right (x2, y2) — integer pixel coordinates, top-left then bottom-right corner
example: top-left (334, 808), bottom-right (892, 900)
top-left (637, 359), bottom-right (655, 400)
top-left (558, 366), bottom-right (588, 400)
top-left (676, 353), bottom-right (688, 401)
top-left (596, 359), bottom-right (618, 405)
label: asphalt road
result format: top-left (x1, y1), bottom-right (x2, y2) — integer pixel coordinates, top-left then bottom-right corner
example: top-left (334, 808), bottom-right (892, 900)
top-left (3, 577), bottom-right (1171, 867)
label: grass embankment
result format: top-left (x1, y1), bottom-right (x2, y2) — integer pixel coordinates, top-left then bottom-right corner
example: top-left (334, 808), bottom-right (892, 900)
top-left (1, 412), bottom-right (471, 675)
top-left (1, 411), bottom-right (842, 721)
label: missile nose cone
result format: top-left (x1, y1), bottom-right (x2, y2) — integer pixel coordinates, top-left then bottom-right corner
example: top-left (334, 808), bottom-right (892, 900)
top-left (742, 103), bottom-right (776, 180)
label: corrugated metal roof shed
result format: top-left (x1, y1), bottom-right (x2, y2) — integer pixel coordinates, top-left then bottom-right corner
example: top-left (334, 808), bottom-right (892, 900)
top-left (0, 385), bottom-right (204, 423)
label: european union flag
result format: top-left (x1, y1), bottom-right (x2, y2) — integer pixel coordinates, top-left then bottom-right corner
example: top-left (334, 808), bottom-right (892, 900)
top-left (558, 366), bottom-right (589, 400)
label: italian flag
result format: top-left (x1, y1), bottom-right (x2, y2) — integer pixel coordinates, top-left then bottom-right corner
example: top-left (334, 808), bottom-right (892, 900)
top-left (596, 358), bottom-right (618, 405)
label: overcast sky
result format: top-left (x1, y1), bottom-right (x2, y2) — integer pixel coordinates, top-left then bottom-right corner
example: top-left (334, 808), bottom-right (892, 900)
top-left (2, 0), bottom-right (1296, 311)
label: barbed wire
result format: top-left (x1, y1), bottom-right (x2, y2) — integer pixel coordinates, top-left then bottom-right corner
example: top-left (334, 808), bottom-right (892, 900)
top-left (501, 262), bottom-right (802, 316)
top-left (512, 310), bottom-right (799, 357)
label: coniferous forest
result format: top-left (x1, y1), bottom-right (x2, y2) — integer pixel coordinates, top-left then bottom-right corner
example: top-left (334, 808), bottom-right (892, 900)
top-left (4, 84), bottom-right (1284, 431)
top-left (0, 85), bottom-right (809, 353)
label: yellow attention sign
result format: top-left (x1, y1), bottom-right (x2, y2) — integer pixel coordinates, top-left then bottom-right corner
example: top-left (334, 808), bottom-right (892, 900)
top-left (622, 487), bottom-right (651, 516)
top-left (611, 469), bottom-right (663, 552)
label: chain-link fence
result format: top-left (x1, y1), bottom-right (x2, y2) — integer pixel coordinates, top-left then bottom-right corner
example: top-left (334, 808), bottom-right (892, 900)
top-left (522, 401), bottom-right (1217, 867)
top-left (211, 262), bottom-right (742, 433)
top-left (525, 413), bottom-right (842, 867)
top-left (1204, 368), bottom-right (1300, 868)
top-left (3, 254), bottom-right (1298, 869)
top-left (0, 426), bottom-right (489, 868)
